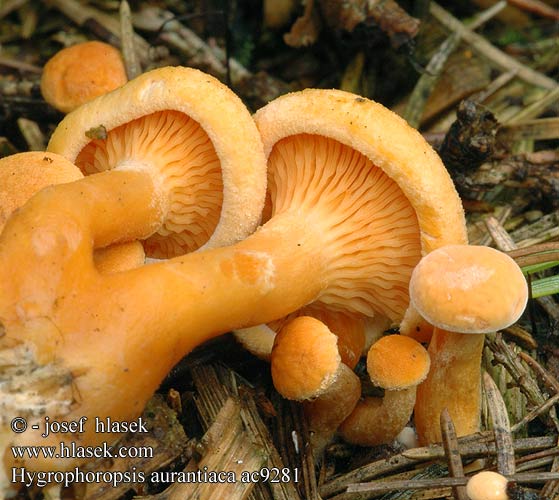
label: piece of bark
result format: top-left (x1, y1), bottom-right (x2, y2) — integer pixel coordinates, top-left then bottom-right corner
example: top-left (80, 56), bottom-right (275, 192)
top-left (438, 99), bottom-right (499, 194)
top-left (82, 395), bottom-right (189, 500)
top-left (318, 0), bottom-right (419, 47)
top-left (284, 0), bottom-right (321, 47)
top-left (141, 398), bottom-right (267, 500)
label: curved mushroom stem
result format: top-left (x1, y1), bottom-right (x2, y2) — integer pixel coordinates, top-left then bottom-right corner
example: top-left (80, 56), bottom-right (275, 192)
top-left (414, 328), bottom-right (484, 444)
top-left (0, 151), bottom-right (145, 274)
top-left (0, 168), bottom-right (324, 353)
top-left (303, 364), bottom-right (361, 454)
top-left (0, 169), bottom-right (163, 253)
top-left (338, 387), bottom-right (417, 446)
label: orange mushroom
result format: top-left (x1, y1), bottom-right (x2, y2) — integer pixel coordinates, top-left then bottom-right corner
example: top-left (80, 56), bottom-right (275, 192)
top-left (235, 305), bottom-right (367, 368)
top-left (271, 316), bottom-right (361, 454)
top-left (410, 245), bottom-right (528, 444)
top-left (252, 90), bottom-right (467, 321)
top-left (467, 471), bottom-right (509, 500)
top-left (1, 67), bottom-right (267, 480)
top-left (339, 334), bottom-right (430, 446)
top-left (41, 41), bottom-right (128, 113)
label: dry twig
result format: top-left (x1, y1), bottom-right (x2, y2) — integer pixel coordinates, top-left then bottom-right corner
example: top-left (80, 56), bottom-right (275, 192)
top-left (440, 409), bottom-right (468, 500)
top-left (483, 371), bottom-right (516, 475)
top-left (403, 1), bottom-right (505, 128)
top-left (345, 472), bottom-right (559, 494)
top-left (486, 334), bottom-right (559, 432)
top-left (119, 0), bottom-right (141, 79)
top-left (320, 430), bottom-right (558, 498)
top-left (430, 2), bottom-right (557, 90)
top-left (508, 0), bottom-right (559, 20)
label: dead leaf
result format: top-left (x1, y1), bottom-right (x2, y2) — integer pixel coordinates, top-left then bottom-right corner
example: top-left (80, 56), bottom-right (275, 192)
top-left (318, 0), bottom-right (419, 47)
top-left (284, 0), bottom-right (322, 47)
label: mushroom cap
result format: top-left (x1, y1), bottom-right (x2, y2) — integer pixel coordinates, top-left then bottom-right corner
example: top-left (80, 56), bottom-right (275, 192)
top-left (41, 41), bottom-right (127, 113)
top-left (0, 152), bottom-right (82, 228)
top-left (232, 323), bottom-right (276, 362)
top-left (271, 316), bottom-right (341, 400)
top-left (367, 334), bottom-right (430, 390)
top-left (47, 66), bottom-right (267, 258)
top-left (409, 244), bottom-right (528, 333)
top-left (255, 89), bottom-right (467, 254)
top-left (254, 89), bottom-right (467, 323)
top-left (234, 306), bottom-right (365, 368)
top-left (466, 471), bottom-right (508, 500)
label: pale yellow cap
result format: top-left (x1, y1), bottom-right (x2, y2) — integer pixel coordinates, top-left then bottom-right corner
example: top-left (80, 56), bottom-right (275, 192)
top-left (410, 245), bottom-right (528, 333)
top-left (466, 471), bottom-right (508, 500)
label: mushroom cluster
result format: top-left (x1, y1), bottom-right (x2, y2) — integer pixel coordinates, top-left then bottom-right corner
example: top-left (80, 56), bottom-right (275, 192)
top-left (0, 60), bottom-right (529, 490)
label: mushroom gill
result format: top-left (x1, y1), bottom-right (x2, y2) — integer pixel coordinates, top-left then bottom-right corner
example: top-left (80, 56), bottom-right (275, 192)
top-left (76, 110), bottom-right (222, 257)
top-left (47, 66), bottom-right (267, 257)
top-left (266, 134), bottom-right (421, 321)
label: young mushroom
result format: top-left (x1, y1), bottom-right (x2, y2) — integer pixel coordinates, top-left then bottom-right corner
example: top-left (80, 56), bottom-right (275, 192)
top-left (410, 245), bottom-right (528, 444)
top-left (41, 41), bottom-right (128, 113)
top-left (271, 316), bottom-right (361, 454)
top-left (0, 87), bottom-right (465, 478)
top-left (0, 151), bottom-right (144, 273)
top-left (339, 334), bottom-right (430, 446)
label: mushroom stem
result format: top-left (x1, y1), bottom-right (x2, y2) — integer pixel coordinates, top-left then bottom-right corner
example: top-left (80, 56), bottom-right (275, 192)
top-left (303, 363), bottom-right (361, 454)
top-left (2, 171), bottom-right (325, 356)
top-left (102, 210), bottom-right (326, 342)
top-left (2, 169), bottom-right (164, 251)
top-left (0, 151), bottom-right (145, 274)
top-left (339, 387), bottom-right (417, 446)
top-left (414, 328), bottom-right (485, 444)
